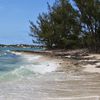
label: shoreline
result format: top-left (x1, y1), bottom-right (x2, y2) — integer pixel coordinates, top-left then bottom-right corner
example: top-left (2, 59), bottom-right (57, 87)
top-left (11, 50), bottom-right (63, 74)
top-left (12, 49), bottom-right (100, 74)
top-left (1, 49), bottom-right (100, 99)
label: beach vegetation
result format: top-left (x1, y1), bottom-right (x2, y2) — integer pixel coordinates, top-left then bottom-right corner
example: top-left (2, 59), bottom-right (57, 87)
top-left (30, 0), bottom-right (100, 52)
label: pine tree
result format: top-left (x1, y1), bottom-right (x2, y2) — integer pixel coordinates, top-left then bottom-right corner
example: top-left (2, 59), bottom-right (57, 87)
top-left (30, 0), bottom-right (81, 49)
top-left (74, 0), bottom-right (100, 52)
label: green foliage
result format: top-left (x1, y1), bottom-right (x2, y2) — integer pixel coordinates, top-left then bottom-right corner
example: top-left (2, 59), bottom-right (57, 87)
top-left (30, 0), bottom-right (100, 51)
top-left (30, 0), bottom-right (80, 49)
top-left (74, 0), bottom-right (100, 51)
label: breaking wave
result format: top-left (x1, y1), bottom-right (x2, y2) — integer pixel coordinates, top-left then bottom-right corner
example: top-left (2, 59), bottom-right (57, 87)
top-left (0, 49), bottom-right (57, 81)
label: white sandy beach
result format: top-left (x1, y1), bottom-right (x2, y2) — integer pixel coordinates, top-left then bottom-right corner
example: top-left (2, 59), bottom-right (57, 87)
top-left (0, 51), bottom-right (100, 100)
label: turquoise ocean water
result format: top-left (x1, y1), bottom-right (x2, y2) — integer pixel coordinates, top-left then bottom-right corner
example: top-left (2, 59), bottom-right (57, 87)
top-left (0, 47), bottom-right (43, 81)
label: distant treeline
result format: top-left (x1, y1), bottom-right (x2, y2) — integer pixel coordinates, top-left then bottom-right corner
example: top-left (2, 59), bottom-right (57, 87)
top-left (30, 0), bottom-right (100, 52)
top-left (0, 44), bottom-right (45, 48)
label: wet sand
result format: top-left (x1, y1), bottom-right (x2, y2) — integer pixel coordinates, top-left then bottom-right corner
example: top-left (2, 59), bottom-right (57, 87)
top-left (0, 70), bottom-right (100, 100)
top-left (0, 50), bottom-right (100, 100)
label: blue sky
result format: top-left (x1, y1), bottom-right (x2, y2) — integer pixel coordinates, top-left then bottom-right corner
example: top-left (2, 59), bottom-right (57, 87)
top-left (0, 0), bottom-right (55, 44)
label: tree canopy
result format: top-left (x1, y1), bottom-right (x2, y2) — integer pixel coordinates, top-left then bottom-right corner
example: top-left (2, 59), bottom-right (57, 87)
top-left (30, 0), bottom-right (100, 51)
